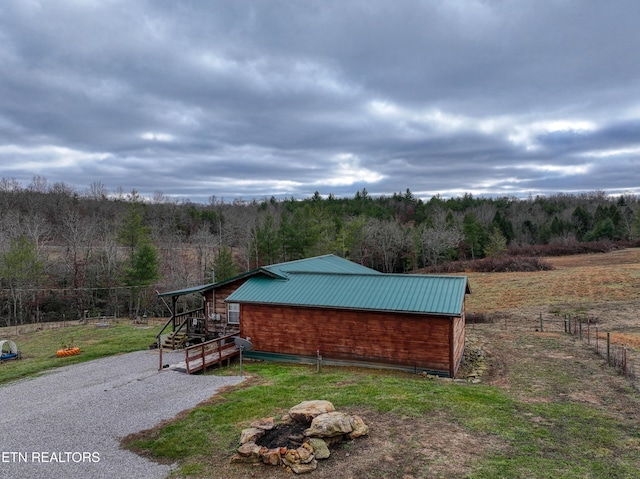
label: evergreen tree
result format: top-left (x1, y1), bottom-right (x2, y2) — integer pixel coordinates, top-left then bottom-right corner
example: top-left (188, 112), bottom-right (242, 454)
top-left (491, 211), bottom-right (514, 244)
top-left (213, 246), bottom-right (239, 282)
top-left (571, 206), bottom-right (593, 241)
top-left (123, 242), bottom-right (160, 318)
top-left (256, 212), bottom-right (280, 265)
top-left (462, 213), bottom-right (487, 260)
top-left (117, 202), bottom-right (150, 267)
top-left (631, 209), bottom-right (640, 240)
top-left (484, 227), bottom-right (507, 258)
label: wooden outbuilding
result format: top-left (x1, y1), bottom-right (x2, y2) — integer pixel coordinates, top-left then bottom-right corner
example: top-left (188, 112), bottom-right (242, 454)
top-left (157, 254), bottom-right (470, 377)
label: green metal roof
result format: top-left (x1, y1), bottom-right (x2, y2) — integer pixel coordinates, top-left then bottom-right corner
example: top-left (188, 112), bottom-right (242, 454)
top-left (226, 272), bottom-right (469, 316)
top-left (156, 283), bottom-right (215, 298)
top-left (156, 255), bottom-right (376, 298)
top-left (262, 254), bottom-right (380, 276)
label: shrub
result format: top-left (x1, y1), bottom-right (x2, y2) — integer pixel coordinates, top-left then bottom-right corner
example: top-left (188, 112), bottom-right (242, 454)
top-left (420, 256), bottom-right (553, 274)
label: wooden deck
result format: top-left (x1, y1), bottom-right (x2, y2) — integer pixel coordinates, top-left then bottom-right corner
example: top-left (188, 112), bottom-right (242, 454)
top-left (184, 334), bottom-right (240, 374)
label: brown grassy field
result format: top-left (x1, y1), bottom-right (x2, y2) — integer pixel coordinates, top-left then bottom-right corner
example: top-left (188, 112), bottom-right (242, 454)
top-left (463, 247), bottom-right (640, 352)
top-left (465, 247), bottom-right (640, 314)
top-left (461, 247), bottom-right (640, 435)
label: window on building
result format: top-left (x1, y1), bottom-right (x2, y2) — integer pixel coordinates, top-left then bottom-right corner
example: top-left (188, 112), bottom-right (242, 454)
top-left (227, 303), bottom-right (240, 324)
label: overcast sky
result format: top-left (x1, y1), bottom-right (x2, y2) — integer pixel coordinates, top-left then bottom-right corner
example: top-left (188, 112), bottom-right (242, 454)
top-left (1, 1), bottom-right (639, 203)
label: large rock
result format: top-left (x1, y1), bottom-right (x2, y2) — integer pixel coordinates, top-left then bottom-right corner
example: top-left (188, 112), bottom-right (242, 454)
top-left (260, 448), bottom-right (282, 466)
top-left (297, 444), bottom-right (315, 464)
top-left (288, 400), bottom-right (335, 423)
top-left (304, 411), bottom-right (353, 438)
top-left (251, 417), bottom-right (276, 430)
top-left (230, 442), bottom-right (263, 463)
top-left (307, 438), bottom-right (330, 459)
top-left (240, 427), bottom-right (265, 444)
top-left (348, 415), bottom-right (369, 439)
top-left (282, 455), bottom-right (318, 474)
top-left (286, 459), bottom-right (318, 474)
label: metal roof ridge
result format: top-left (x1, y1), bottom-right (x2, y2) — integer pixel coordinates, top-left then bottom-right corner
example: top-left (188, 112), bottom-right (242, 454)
top-left (283, 270), bottom-right (382, 276)
top-left (283, 271), bottom-right (468, 278)
top-left (263, 253), bottom-right (337, 269)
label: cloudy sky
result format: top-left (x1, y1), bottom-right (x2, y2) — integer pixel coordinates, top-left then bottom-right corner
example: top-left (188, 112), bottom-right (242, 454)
top-left (1, 1), bottom-right (639, 203)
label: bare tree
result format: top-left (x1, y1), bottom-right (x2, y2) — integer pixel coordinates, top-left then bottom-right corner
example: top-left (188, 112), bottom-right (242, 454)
top-left (85, 181), bottom-right (109, 201)
top-left (190, 224), bottom-right (219, 283)
top-left (58, 206), bottom-right (98, 316)
top-left (364, 218), bottom-right (411, 273)
top-left (21, 212), bottom-right (52, 255)
top-left (420, 208), bottom-right (462, 267)
top-left (219, 202), bottom-right (258, 272)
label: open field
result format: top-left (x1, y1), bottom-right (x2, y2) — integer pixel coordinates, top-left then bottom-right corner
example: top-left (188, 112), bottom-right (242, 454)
top-left (464, 247), bottom-right (640, 314)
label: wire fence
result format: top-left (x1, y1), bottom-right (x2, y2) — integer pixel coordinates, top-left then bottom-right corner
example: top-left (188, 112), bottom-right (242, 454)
top-left (537, 313), bottom-right (639, 390)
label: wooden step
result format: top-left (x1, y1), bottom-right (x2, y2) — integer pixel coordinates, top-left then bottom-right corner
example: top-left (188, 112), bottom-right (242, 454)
top-left (162, 332), bottom-right (187, 350)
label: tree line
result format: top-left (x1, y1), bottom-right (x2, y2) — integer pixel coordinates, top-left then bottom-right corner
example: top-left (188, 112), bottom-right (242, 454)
top-left (1, 175), bottom-right (639, 325)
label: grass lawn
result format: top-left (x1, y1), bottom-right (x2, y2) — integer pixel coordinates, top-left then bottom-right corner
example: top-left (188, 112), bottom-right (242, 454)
top-left (0, 322), bottom-right (158, 385)
top-left (123, 355), bottom-right (640, 479)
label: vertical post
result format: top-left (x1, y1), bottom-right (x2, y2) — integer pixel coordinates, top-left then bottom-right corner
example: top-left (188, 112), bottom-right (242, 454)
top-left (579, 320), bottom-right (582, 340)
top-left (607, 332), bottom-right (611, 366)
top-left (317, 348), bottom-right (322, 373)
top-left (568, 315), bottom-right (572, 335)
top-left (539, 313), bottom-right (543, 332)
top-left (171, 296), bottom-right (177, 332)
top-left (564, 315), bottom-right (568, 333)
top-left (202, 343), bottom-right (206, 373)
top-left (158, 337), bottom-right (163, 371)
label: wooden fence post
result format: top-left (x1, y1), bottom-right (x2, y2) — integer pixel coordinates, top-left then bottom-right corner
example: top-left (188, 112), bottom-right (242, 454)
top-left (202, 343), bottom-right (207, 373)
top-left (579, 320), bottom-right (582, 340)
top-left (539, 313), bottom-right (543, 332)
top-left (607, 332), bottom-right (611, 366)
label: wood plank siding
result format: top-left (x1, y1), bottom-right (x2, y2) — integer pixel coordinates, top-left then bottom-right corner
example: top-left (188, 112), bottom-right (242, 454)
top-left (240, 304), bottom-right (462, 375)
top-left (204, 278), bottom-right (251, 324)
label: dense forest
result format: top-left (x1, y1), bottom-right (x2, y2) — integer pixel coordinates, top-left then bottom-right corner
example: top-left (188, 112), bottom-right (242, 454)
top-left (1, 175), bottom-right (640, 326)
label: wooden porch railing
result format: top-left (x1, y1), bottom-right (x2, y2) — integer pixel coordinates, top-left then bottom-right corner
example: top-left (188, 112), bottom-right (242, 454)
top-left (155, 307), bottom-right (205, 347)
top-left (184, 333), bottom-right (240, 374)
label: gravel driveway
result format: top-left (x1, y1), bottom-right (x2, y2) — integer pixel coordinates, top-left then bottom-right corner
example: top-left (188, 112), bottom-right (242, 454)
top-left (0, 350), bottom-right (244, 479)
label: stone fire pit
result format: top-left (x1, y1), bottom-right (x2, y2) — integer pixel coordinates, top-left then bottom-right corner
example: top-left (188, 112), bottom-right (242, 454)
top-left (230, 400), bottom-right (369, 474)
